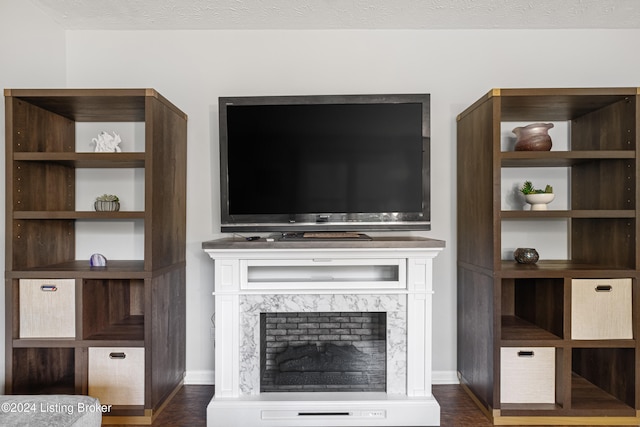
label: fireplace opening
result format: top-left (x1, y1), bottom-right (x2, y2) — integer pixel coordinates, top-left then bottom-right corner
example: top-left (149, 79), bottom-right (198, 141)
top-left (260, 312), bottom-right (387, 392)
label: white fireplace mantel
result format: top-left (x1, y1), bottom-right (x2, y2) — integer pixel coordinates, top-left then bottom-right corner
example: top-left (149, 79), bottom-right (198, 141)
top-left (203, 236), bottom-right (445, 427)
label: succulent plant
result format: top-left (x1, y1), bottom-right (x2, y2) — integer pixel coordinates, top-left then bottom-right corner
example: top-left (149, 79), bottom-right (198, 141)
top-left (520, 181), bottom-right (553, 195)
top-left (95, 194), bottom-right (119, 202)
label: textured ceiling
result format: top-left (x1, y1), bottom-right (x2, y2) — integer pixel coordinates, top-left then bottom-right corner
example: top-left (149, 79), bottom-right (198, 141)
top-left (29, 0), bottom-right (640, 30)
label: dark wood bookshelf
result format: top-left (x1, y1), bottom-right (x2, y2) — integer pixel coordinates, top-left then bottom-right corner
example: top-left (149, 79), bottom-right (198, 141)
top-left (457, 87), bottom-right (640, 425)
top-left (4, 88), bottom-right (187, 424)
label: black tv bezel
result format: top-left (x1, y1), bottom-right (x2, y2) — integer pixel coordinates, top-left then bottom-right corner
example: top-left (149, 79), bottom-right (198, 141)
top-left (219, 93), bottom-right (431, 233)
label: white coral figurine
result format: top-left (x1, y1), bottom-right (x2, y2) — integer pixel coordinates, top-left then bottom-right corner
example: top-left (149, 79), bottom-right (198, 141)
top-left (92, 131), bottom-right (122, 152)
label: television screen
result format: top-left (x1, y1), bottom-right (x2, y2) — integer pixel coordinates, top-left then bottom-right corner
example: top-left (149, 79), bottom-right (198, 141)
top-left (219, 94), bottom-right (430, 233)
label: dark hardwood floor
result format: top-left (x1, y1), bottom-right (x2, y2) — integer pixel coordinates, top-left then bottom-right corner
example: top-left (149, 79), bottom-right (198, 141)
top-left (112, 384), bottom-right (620, 427)
top-left (434, 384), bottom-right (494, 427)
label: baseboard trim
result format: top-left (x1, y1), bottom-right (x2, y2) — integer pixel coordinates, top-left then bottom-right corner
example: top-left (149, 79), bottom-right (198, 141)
top-left (184, 370), bottom-right (215, 385)
top-left (432, 370), bottom-right (460, 385)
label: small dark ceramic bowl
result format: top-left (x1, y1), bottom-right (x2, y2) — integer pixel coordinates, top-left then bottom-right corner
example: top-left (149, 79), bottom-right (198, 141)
top-left (514, 248), bottom-right (539, 264)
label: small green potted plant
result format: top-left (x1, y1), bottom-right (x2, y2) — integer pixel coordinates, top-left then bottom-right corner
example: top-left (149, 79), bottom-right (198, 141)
top-left (520, 181), bottom-right (554, 210)
top-left (94, 194), bottom-right (120, 212)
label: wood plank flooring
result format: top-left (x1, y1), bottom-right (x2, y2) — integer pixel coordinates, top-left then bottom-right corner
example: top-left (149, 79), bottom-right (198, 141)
top-left (112, 384), bottom-right (621, 426)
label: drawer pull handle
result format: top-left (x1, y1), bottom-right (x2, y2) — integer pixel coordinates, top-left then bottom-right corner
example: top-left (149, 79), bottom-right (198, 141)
top-left (517, 351), bottom-right (535, 357)
top-left (40, 285), bottom-right (57, 292)
top-left (595, 285), bottom-right (613, 292)
top-left (109, 352), bottom-right (127, 359)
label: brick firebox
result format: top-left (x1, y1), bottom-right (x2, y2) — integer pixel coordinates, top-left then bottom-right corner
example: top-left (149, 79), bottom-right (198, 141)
top-left (260, 312), bottom-right (387, 392)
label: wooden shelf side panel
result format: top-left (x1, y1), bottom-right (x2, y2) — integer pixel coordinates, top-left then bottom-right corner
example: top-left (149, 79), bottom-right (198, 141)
top-left (457, 266), bottom-right (495, 410)
top-left (148, 267), bottom-right (186, 410)
top-left (457, 96), bottom-right (497, 270)
top-left (145, 96), bottom-right (187, 271)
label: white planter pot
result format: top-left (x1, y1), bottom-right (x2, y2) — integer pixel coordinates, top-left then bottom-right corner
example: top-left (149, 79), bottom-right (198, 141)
top-left (524, 193), bottom-right (554, 210)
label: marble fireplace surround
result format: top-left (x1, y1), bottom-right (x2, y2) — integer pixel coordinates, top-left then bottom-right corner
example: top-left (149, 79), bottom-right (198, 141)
top-left (240, 293), bottom-right (407, 395)
top-left (203, 237), bottom-right (445, 427)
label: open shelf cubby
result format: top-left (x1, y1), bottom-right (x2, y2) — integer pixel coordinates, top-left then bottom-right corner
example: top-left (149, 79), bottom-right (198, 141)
top-left (12, 348), bottom-right (76, 395)
top-left (82, 279), bottom-right (145, 341)
top-left (501, 278), bottom-right (564, 342)
top-left (571, 349), bottom-right (636, 414)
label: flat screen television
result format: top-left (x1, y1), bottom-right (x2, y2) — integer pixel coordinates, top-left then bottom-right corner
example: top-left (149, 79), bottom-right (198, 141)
top-left (219, 94), bottom-right (430, 233)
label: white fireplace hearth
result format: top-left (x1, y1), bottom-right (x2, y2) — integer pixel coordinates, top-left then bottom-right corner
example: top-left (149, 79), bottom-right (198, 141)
top-left (202, 236), bottom-right (445, 427)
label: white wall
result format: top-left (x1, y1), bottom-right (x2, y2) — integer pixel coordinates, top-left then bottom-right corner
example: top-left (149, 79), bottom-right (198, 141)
top-left (63, 29), bottom-right (640, 383)
top-left (0, 0), bottom-right (67, 391)
top-left (1, 19), bottom-right (639, 386)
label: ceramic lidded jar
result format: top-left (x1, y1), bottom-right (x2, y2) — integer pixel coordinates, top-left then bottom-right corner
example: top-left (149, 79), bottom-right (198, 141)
top-left (512, 123), bottom-right (554, 151)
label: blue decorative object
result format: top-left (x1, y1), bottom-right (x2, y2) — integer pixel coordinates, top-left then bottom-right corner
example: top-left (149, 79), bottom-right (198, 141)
top-left (90, 253), bottom-right (107, 267)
